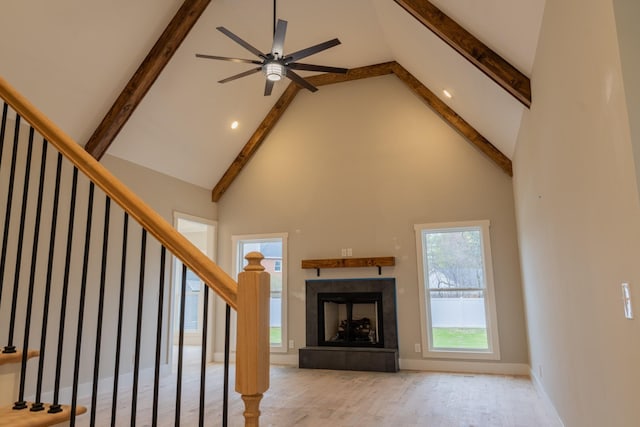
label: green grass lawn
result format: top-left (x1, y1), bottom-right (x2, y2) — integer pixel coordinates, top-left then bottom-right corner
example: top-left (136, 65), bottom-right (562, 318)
top-left (432, 327), bottom-right (488, 349)
top-left (270, 327), bottom-right (281, 345)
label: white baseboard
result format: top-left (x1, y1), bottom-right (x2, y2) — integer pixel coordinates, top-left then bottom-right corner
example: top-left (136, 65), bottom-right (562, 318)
top-left (399, 358), bottom-right (530, 376)
top-left (530, 369), bottom-right (565, 426)
top-left (213, 352), bottom-right (298, 366)
top-left (214, 353), bottom-right (527, 374)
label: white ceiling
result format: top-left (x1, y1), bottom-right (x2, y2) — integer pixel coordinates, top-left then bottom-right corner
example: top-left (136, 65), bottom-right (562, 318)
top-left (0, 0), bottom-right (545, 190)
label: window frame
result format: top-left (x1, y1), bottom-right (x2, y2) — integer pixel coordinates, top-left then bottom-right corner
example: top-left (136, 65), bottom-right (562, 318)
top-left (414, 220), bottom-right (501, 360)
top-left (232, 232), bottom-right (288, 353)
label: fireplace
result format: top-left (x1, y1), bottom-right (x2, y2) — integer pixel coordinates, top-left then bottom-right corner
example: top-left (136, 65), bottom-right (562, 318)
top-left (318, 292), bottom-right (384, 347)
top-left (300, 278), bottom-right (399, 372)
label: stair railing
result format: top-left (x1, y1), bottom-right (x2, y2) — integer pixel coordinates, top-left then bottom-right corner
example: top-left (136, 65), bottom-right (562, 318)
top-left (0, 76), bottom-right (270, 426)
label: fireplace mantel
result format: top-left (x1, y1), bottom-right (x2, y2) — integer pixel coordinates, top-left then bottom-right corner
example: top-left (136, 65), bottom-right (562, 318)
top-left (301, 256), bottom-right (395, 276)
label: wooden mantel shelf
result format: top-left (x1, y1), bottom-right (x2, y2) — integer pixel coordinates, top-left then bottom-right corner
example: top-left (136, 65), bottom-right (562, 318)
top-left (301, 257), bottom-right (395, 276)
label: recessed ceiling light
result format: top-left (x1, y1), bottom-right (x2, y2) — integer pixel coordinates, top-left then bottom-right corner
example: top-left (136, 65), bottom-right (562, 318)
top-left (231, 120), bottom-right (239, 129)
top-left (443, 89), bottom-right (453, 99)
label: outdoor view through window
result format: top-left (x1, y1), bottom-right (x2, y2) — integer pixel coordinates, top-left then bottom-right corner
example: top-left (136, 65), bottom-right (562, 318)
top-left (418, 223), bottom-right (494, 354)
top-left (236, 237), bottom-right (284, 348)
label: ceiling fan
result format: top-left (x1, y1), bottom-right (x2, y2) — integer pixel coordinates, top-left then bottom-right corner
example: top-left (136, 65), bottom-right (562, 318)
top-left (196, 12), bottom-right (348, 96)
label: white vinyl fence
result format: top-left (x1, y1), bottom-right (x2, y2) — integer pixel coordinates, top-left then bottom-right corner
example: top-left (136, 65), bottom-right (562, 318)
top-left (431, 298), bottom-right (486, 328)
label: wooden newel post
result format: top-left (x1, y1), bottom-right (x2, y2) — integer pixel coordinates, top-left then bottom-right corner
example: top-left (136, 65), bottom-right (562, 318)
top-left (236, 251), bottom-right (270, 427)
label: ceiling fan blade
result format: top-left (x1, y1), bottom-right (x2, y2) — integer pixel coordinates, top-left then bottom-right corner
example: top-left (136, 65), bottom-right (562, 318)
top-left (264, 79), bottom-right (275, 96)
top-left (288, 63), bottom-right (348, 74)
top-left (218, 67), bottom-right (262, 83)
top-left (195, 54), bottom-right (262, 65)
top-left (272, 19), bottom-right (288, 58)
top-left (285, 38), bottom-right (341, 62)
top-left (286, 69), bottom-right (318, 92)
top-left (217, 26), bottom-right (266, 59)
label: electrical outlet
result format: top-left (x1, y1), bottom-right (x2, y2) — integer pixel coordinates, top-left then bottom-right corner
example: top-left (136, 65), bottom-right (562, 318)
top-left (414, 343), bottom-right (421, 353)
top-left (347, 248), bottom-right (353, 257)
top-left (288, 339), bottom-right (294, 349)
top-left (341, 248), bottom-right (347, 257)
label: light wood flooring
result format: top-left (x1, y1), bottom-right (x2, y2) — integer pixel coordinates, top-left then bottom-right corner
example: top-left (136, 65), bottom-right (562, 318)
top-left (68, 347), bottom-right (559, 427)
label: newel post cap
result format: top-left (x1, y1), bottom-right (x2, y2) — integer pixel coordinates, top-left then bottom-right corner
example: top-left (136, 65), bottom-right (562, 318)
top-left (244, 251), bottom-right (265, 272)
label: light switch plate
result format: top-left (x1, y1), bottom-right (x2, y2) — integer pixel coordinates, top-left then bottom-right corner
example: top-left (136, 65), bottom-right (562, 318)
top-left (622, 283), bottom-right (633, 319)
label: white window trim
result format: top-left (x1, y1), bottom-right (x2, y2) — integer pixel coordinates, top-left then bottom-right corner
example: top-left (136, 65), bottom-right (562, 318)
top-left (414, 220), bottom-right (501, 360)
top-left (232, 232), bottom-right (288, 353)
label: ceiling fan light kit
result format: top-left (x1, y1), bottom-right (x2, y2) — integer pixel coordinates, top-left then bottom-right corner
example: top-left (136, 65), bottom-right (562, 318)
top-left (265, 62), bottom-right (285, 81)
top-left (196, 16), bottom-right (348, 96)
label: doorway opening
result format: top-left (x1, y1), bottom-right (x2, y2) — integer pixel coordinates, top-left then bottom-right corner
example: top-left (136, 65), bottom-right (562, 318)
top-left (172, 213), bottom-right (217, 368)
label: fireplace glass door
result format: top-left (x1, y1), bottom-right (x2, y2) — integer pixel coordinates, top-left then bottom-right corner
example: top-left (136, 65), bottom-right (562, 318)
top-left (318, 292), bottom-right (384, 347)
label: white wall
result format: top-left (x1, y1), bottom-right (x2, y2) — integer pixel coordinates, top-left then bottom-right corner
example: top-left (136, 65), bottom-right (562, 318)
top-left (513, 0), bottom-right (640, 425)
top-left (613, 0), bottom-right (640, 199)
top-left (217, 75), bottom-right (529, 369)
top-left (103, 154), bottom-right (217, 221)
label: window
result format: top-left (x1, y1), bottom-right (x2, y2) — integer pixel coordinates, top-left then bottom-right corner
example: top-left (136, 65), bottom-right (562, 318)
top-left (232, 233), bottom-right (288, 352)
top-left (414, 221), bottom-right (500, 359)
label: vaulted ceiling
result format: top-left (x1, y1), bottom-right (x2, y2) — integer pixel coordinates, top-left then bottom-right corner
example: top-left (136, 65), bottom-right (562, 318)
top-left (0, 0), bottom-right (545, 192)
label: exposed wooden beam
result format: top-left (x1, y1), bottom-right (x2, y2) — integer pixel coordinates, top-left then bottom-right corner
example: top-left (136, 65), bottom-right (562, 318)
top-left (211, 61), bottom-right (512, 202)
top-left (211, 83), bottom-right (300, 202)
top-left (306, 61), bottom-right (395, 87)
top-left (211, 63), bottom-right (395, 202)
top-left (393, 0), bottom-right (531, 108)
top-left (85, 0), bottom-right (211, 160)
top-left (391, 63), bottom-right (512, 176)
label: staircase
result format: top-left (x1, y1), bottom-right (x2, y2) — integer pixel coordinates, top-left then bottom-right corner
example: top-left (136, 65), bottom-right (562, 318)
top-left (0, 77), bottom-right (270, 426)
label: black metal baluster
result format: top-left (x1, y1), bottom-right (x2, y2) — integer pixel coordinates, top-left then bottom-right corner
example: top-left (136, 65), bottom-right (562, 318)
top-left (0, 103), bottom-right (8, 165)
top-left (5, 125), bottom-right (35, 355)
top-left (49, 166), bottom-right (79, 414)
top-left (0, 101), bottom-right (6, 336)
top-left (152, 247), bottom-right (167, 427)
top-left (0, 115), bottom-right (22, 334)
top-left (32, 151), bottom-right (63, 412)
top-left (223, 304), bottom-right (231, 427)
top-left (111, 212), bottom-right (129, 427)
top-left (70, 182), bottom-right (95, 427)
top-left (15, 137), bottom-right (47, 410)
top-left (175, 264), bottom-right (187, 427)
top-left (199, 285), bottom-right (210, 427)
top-left (131, 229), bottom-right (147, 427)
top-left (90, 196), bottom-right (110, 426)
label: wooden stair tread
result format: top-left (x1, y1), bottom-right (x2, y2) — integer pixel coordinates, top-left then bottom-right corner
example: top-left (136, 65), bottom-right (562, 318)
top-left (0, 349), bottom-right (39, 366)
top-left (0, 403), bottom-right (86, 427)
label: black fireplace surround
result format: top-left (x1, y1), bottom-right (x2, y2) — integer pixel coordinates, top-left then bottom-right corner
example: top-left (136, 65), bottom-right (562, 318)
top-left (299, 278), bottom-right (399, 372)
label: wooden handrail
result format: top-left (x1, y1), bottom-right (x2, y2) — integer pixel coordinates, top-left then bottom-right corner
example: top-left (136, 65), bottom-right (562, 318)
top-left (0, 76), bottom-right (238, 309)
